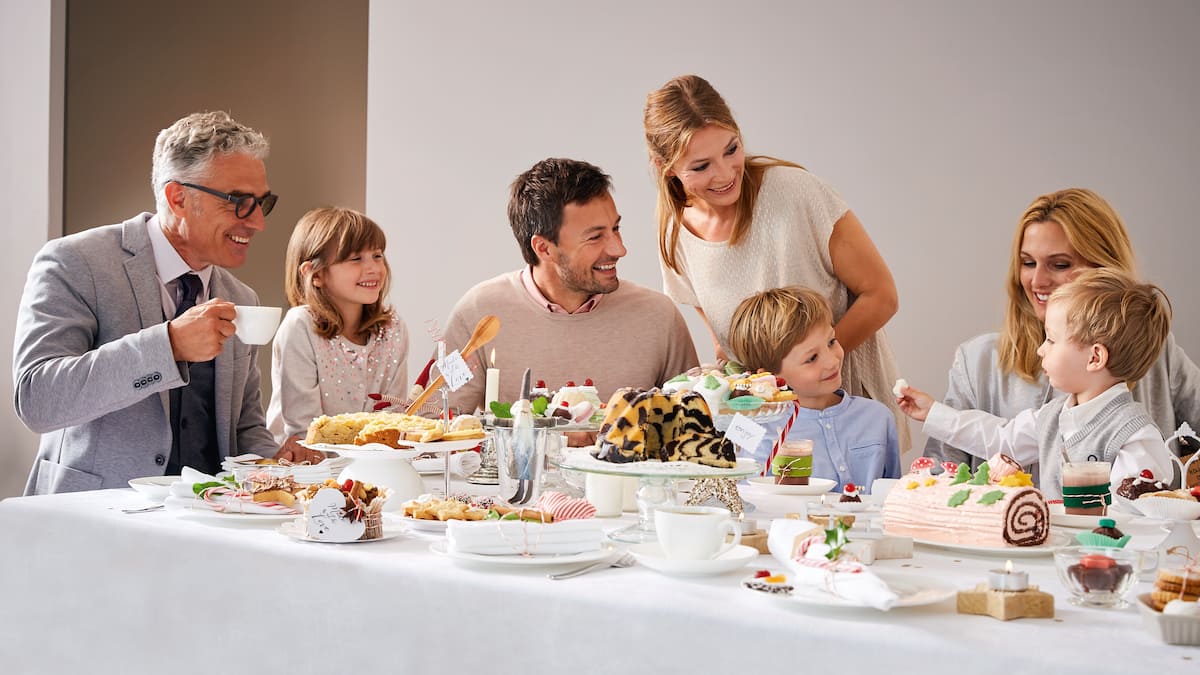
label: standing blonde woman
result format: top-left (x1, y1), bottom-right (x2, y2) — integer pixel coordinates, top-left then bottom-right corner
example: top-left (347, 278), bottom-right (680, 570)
top-left (925, 188), bottom-right (1200, 470)
top-left (644, 74), bottom-right (908, 449)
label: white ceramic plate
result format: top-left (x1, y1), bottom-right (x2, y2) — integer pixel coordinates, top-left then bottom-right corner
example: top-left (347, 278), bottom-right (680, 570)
top-left (629, 543), bottom-right (759, 577)
top-left (128, 475), bottom-right (178, 502)
top-left (305, 438), bottom-right (484, 460)
top-left (744, 570), bottom-right (957, 609)
top-left (744, 476), bottom-right (836, 496)
top-left (910, 531), bottom-right (1069, 557)
top-left (1048, 503), bottom-right (1134, 530)
top-left (398, 516), bottom-right (463, 533)
top-left (430, 540), bottom-right (618, 567)
top-left (277, 520), bottom-right (402, 544)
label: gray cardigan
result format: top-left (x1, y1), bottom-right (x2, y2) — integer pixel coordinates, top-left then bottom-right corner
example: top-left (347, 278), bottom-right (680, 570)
top-left (13, 213), bottom-right (277, 494)
top-left (925, 332), bottom-right (1200, 468)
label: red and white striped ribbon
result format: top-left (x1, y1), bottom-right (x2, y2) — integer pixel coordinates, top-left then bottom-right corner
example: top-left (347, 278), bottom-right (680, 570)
top-left (763, 399), bottom-right (802, 476)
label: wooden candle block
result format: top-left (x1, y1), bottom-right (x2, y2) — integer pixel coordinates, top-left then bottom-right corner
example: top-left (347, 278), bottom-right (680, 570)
top-left (956, 583), bottom-right (1055, 620)
top-left (728, 529), bottom-right (769, 555)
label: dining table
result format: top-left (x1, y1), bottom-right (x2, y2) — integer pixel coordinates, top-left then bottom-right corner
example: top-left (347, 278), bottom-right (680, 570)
top-left (0, 474), bottom-right (1195, 675)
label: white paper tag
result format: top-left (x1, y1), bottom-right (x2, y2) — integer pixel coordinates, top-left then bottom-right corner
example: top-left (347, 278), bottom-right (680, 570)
top-left (304, 487), bottom-right (366, 542)
top-left (436, 349), bottom-right (473, 392)
top-left (724, 413), bottom-right (767, 451)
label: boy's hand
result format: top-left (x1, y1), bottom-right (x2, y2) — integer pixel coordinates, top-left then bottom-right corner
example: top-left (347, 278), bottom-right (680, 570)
top-left (895, 383), bottom-right (935, 422)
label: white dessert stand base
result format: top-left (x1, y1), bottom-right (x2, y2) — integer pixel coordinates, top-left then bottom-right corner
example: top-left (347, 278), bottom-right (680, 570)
top-left (609, 477), bottom-right (677, 543)
top-left (306, 439), bottom-right (484, 511)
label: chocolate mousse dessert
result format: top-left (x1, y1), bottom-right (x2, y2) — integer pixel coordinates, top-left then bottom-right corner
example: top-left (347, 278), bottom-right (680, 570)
top-left (839, 483), bottom-right (862, 503)
top-left (1116, 469), bottom-right (1168, 500)
top-left (1091, 518), bottom-right (1125, 541)
top-left (1068, 553), bottom-right (1134, 593)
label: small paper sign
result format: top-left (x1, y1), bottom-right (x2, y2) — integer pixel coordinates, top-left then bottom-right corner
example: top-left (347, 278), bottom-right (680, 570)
top-left (305, 487), bottom-right (365, 542)
top-left (436, 349), bottom-right (473, 392)
top-left (724, 413), bottom-right (767, 451)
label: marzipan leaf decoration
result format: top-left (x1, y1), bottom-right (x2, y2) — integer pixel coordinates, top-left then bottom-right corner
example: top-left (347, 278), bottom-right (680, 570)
top-left (977, 490), bottom-right (1005, 505)
top-left (947, 489), bottom-right (972, 508)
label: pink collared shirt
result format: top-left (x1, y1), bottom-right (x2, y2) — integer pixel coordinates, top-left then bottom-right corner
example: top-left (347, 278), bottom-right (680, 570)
top-left (520, 266), bottom-right (602, 314)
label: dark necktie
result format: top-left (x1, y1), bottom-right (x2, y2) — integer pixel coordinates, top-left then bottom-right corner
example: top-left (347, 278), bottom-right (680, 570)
top-left (175, 273), bottom-right (202, 317)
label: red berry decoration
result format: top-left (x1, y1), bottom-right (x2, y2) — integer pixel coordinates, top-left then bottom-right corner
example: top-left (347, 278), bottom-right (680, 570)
top-left (536, 380), bottom-right (546, 388)
top-left (584, 378), bottom-right (594, 386)
top-left (775, 376), bottom-right (786, 387)
top-left (560, 400), bottom-right (570, 407)
top-left (565, 381), bottom-right (576, 387)
top-left (844, 483), bottom-right (857, 493)
top-left (341, 479), bottom-right (355, 492)
top-left (754, 569), bottom-right (772, 578)
top-left (1140, 469), bottom-right (1155, 479)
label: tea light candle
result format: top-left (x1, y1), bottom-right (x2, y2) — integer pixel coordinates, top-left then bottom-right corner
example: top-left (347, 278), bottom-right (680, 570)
top-left (484, 349), bottom-right (499, 410)
top-left (738, 513), bottom-right (758, 534)
top-left (988, 559), bottom-right (1029, 592)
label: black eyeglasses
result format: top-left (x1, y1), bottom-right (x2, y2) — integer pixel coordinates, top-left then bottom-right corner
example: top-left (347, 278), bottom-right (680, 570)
top-left (174, 181), bottom-right (278, 219)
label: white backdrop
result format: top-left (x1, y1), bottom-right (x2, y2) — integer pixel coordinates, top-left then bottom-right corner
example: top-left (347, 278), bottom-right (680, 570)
top-left (366, 0), bottom-right (1200, 457)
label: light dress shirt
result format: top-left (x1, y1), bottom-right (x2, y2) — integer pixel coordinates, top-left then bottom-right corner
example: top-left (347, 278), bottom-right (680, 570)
top-left (147, 215), bottom-right (212, 317)
top-left (924, 382), bottom-right (1174, 489)
top-left (520, 265), bottom-right (601, 314)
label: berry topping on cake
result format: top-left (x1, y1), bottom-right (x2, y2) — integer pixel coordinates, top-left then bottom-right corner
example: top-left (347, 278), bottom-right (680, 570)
top-left (536, 380), bottom-right (546, 389)
top-left (584, 378), bottom-right (594, 386)
top-left (754, 569), bottom-right (771, 578)
top-left (1140, 469), bottom-right (1155, 480)
top-left (840, 483), bottom-right (862, 503)
top-left (565, 380), bottom-right (576, 387)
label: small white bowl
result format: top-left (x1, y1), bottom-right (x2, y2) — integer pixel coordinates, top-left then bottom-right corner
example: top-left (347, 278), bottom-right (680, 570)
top-left (1138, 593), bottom-right (1200, 645)
top-left (128, 475), bottom-right (177, 503)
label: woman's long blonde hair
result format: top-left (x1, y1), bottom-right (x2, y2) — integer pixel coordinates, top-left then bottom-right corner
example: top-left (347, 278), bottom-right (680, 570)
top-left (284, 207), bottom-right (393, 340)
top-left (998, 188), bottom-right (1137, 381)
top-left (644, 74), bottom-right (801, 273)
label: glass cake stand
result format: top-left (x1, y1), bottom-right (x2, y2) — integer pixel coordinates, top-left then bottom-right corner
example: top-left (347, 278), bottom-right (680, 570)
top-left (554, 448), bottom-right (760, 543)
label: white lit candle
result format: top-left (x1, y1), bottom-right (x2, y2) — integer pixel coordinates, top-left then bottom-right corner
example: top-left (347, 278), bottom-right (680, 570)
top-left (738, 512), bottom-right (758, 534)
top-left (484, 348), bottom-right (500, 411)
top-left (988, 559), bottom-right (1029, 592)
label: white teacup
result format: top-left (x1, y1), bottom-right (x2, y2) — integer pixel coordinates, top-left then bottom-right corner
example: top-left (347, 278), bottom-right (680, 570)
top-left (233, 305), bottom-right (282, 345)
top-left (654, 505), bottom-right (741, 560)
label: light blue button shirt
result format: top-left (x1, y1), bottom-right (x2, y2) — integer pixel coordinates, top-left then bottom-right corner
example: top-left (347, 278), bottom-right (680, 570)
top-left (749, 391), bottom-right (901, 493)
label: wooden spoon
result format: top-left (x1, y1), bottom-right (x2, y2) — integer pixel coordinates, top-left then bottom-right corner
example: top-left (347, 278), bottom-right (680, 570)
top-left (405, 315), bottom-right (501, 414)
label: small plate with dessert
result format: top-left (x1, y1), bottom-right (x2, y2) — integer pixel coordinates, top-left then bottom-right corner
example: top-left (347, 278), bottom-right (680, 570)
top-left (742, 569), bottom-right (957, 609)
top-left (744, 476), bottom-right (835, 496)
top-left (1048, 503), bottom-right (1134, 530)
top-left (910, 531), bottom-right (1070, 557)
top-left (430, 540), bottom-right (620, 567)
top-left (277, 519), bottom-right (403, 544)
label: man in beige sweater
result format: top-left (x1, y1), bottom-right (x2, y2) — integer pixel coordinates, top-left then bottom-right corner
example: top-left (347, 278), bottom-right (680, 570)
top-left (442, 158), bottom-right (698, 414)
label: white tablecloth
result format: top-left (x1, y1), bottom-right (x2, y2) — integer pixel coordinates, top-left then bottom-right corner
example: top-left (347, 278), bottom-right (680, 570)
top-left (0, 481), bottom-right (1194, 675)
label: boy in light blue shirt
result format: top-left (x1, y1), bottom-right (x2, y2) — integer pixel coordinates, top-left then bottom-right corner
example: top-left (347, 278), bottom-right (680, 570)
top-left (727, 287), bottom-right (900, 492)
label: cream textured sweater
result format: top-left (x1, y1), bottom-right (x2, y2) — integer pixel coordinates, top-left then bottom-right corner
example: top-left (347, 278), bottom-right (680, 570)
top-left (662, 165), bottom-right (908, 449)
top-left (442, 271), bottom-right (699, 412)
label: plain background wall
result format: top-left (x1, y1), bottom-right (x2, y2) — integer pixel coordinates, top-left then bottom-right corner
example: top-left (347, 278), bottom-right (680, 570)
top-left (367, 0), bottom-right (1200, 463)
top-left (0, 0), bottom-right (367, 498)
top-left (1, 1), bottom-right (63, 499)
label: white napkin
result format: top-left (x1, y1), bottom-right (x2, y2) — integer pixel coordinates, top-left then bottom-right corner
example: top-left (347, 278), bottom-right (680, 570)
top-left (446, 518), bottom-right (603, 555)
top-left (767, 519), bottom-right (899, 610)
top-left (165, 467), bottom-right (298, 515)
top-left (221, 453), bottom-right (349, 483)
top-left (411, 452), bottom-right (482, 477)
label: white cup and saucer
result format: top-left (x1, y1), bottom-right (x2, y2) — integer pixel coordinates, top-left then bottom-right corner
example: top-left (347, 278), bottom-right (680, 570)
top-left (628, 506), bottom-right (758, 577)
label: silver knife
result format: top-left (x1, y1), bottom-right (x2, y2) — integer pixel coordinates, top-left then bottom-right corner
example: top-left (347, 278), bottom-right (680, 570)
top-left (520, 368), bottom-right (532, 401)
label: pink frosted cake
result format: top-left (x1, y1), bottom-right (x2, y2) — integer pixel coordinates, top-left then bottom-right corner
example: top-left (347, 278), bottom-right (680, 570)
top-left (881, 459), bottom-right (1050, 547)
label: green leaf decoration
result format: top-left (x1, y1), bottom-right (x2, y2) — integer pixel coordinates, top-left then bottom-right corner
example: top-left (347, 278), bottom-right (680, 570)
top-left (531, 396), bottom-right (549, 416)
top-left (489, 401), bottom-right (513, 418)
top-left (484, 509), bottom-right (501, 520)
top-left (969, 462), bottom-right (991, 485)
top-left (823, 519), bottom-right (850, 560)
top-left (951, 463), bottom-right (972, 485)
top-left (977, 490), bottom-right (1005, 505)
top-left (726, 395), bottom-right (765, 410)
top-left (668, 373), bottom-right (691, 383)
top-left (192, 481), bottom-right (224, 495)
top-left (703, 374), bottom-right (721, 389)
top-left (724, 361), bottom-right (747, 376)
top-left (947, 489), bottom-right (971, 508)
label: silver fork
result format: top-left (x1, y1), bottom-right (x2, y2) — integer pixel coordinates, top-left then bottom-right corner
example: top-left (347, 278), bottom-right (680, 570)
top-left (547, 553), bottom-right (635, 580)
top-left (120, 504), bottom-right (165, 514)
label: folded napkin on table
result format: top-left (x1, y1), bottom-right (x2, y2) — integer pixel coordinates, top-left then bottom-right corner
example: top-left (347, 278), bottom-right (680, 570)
top-left (767, 519), bottom-right (899, 610)
top-left (412, 451), bottom-right (482, 477)
top-left (221, 453), bottom-right (349, 484)
top-left (446, 518), bottom-right (603, 556)
top-left (164, 467), bottom-right (299, 515)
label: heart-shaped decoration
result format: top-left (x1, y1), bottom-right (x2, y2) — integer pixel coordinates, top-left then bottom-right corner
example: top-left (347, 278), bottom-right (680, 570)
top-left (537, 490), bottom-right (597, 521)
top-left (304, 487), bottom-right (366, 542)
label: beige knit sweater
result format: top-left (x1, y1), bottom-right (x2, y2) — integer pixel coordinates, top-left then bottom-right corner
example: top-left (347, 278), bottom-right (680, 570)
top-left (441, 271), bottom-right (699, 412)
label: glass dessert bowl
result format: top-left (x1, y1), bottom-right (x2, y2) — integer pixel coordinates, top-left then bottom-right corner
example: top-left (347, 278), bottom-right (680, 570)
top-left (1054, 546), bottom-right (1142, 608)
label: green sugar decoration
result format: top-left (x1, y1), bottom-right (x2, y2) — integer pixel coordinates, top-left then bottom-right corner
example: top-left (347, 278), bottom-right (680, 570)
top-left (969, 462), bottom-right (991, 485)
top-left (951, 463), bottom-right (972, 485)
top-left (977, 490), bottom-right (1005, 505)
top-left (948, 489), bottom-right (972, 507)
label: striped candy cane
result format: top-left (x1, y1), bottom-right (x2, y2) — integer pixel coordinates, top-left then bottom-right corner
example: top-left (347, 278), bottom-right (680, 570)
top-left (763, 400), bottom-right (802, 476)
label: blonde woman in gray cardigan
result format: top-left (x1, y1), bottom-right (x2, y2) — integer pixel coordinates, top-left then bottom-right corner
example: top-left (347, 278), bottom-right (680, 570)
top-left (926, 189), bottom-right (1200, 474)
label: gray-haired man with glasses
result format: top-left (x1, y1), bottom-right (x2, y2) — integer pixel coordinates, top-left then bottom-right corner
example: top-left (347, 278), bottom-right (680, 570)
top-left (13, 111), bottom-right (311, 495)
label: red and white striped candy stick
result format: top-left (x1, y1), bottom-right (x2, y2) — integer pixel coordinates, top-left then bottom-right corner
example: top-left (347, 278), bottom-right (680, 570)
top-left (763, 400), bottom-right (802, 476)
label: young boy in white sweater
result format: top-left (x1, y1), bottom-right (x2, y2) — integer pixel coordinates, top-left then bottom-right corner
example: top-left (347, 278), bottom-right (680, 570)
top-left (896, 268), bottom-right (1176, 500)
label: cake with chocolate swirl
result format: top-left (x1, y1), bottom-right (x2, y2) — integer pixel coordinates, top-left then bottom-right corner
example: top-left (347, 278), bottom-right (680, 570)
top-left (591, 387), bottom-right (736, 468)
top-left (881, 459), bottom-right (1049, 547)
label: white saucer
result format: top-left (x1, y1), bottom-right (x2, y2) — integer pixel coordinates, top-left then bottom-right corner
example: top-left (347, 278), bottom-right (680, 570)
top-left (277, 520), bottom-right (403, 544)
top-left (744, 570), bottom-right (957, 609)
top-left (628, 543), bottom-right (759, 577)
top-left (128, 475), bottom-right (177, 503)
top-left (430, 540), bottom-right (618, 567)
top-left (745, 476), bottom-right (836, 496)
top-left (1048, 503), bottom-right (1134, 530)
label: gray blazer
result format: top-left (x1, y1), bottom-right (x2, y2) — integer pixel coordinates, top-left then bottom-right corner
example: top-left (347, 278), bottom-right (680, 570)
top-left (13, 213), bottom-right (277, 494)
